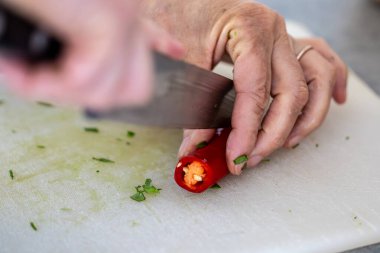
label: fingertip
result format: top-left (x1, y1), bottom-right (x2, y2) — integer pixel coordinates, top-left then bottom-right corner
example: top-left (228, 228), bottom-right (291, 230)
top-left (333, 89), bottom-right (347, 104)
top-left (178, 129), bottom-right (215, 158)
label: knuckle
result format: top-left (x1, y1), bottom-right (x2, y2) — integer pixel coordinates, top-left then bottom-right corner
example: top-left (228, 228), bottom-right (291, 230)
top-left (293, 80), bottom-right (309, 108)
top-left (247, 89), bottom-right (269, 115)
top-left (316, 38), bottom-right (328, 47)
top-left (271, 132), bottom-right (287, 148)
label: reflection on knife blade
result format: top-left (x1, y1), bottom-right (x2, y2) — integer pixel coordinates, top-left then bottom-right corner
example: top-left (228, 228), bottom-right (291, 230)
top-left (86, 53), bottom-right (235, 129)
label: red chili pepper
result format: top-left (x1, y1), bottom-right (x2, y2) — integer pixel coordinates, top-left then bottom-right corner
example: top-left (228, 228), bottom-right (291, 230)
top-left (174, 128), bottom-right (231, 193)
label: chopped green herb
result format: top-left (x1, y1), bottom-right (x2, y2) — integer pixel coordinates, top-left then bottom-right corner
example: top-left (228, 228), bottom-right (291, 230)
top-left (130, 179), bottom-right (161, 202)
top-left (84, 127), bottom-right (99, 133)
top-left (292, 143), bottom-right (300, 149)
top-left (345, 136), bottom-right (350, 140)
top-left (210, 184), bottom-right (221, 189)
top-left (196, 141), bottom-right (208, 149)
top-left (262, 158), bottom-right (271, 162)
top-left (126, 141), bottom-right (131, 146)
top-left (11, 129), bottom-right (16, 134)
top-left (143, 178), bottom-right (161, 194)
top-left (315, 143), bottom-right (319, 148)
top-left (96, 170), bottom-right (100, 173)
top-left (60, 208), bottom-right (72, 212)
top-left (9, 170), bottom-right (14, 180)
top-left (36, 145), bottom-right (45, 149)
top-left (92, 157), bottom-right (115, 163)
top-left (354, 216), bottom-right (358, 220)
top-left (233, 155), bottom-right (248, 165)
top-left (37, 101), bottom-right (53, 107)
top-left (127, 131), bottom-right (135, 138)
top-left (30, 222), bottom-right (38, 231)
top-left (288, 209), bottom-right (292, 213)
top-left (130, 186), bottom-right (146, 202)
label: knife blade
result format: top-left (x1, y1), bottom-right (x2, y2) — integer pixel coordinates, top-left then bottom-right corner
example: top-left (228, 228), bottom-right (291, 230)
top-left (0, 3), bottom-right (236, 129)
top-left (86, 53), bottom-right (236, 129)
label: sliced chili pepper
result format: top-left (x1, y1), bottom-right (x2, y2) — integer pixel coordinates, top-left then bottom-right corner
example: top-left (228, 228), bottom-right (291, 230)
top-left (174, 128), bottom-right (231, 193)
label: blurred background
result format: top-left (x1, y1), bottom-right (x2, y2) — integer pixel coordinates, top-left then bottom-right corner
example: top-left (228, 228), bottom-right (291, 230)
top-left (261, 0), bottom-right (380, 96)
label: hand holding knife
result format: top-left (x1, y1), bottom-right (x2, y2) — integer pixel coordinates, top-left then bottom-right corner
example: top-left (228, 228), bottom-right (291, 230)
top-left (0, 3), bottom-right (235, 129)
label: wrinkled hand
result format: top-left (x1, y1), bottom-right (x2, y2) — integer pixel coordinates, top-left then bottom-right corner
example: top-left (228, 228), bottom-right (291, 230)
top-left (285, 37), bottom-right (348, 146)
top-left (143, 0), bottom-right (347, 175)
top-left (0, 0), bottom-right (184, 109)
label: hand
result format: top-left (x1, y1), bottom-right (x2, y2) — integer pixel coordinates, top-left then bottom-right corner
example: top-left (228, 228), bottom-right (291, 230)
top-left (284, 37), bottom-right (348, 147)
top-left (0, 0), bottom-right (184, 109)
top-left (143, 1), bottom-right (309, 174)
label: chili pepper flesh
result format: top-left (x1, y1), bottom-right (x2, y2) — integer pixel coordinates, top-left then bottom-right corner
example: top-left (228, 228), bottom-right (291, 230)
top-left (183, 161), bottom-right (206, 188)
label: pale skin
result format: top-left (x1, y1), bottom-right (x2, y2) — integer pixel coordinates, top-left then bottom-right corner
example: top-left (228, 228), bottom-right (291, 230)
top-left (0, 0), bottom-right (184, 109)
top-left (0, 1), bottom-right (348, 175)
top-left (142, 0), bottom-right (348, 174)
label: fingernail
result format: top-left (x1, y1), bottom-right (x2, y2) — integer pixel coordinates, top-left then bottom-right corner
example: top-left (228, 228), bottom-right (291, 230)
top-left (287, 136), bottom-right (301, 149)
top-left (249, 155), bottom-right (263, 167)
top-left (232, 154), bottom-right (249, 175)
top-left (233, 164), bottom-right (245, 175)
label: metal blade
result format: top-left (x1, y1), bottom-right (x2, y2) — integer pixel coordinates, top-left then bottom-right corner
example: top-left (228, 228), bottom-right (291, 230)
top-left (86, 53), bottom-right (235, 129)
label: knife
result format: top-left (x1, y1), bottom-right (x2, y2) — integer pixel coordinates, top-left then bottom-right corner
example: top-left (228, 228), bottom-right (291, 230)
top-left (0, 3), bottom-right (235, 129)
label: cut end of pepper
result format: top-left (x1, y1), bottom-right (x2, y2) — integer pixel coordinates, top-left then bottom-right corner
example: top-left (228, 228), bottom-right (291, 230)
top-left (182, 161), bottom-right (206, 189)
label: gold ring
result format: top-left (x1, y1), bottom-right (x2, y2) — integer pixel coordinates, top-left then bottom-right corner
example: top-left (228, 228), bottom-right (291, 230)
top-left (296, 45), bottom-right (314, 61)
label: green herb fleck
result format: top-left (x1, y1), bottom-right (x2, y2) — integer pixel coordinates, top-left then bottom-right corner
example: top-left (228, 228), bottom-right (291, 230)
top-left (130, 179), bottom-right (161, 202)
top-left (30, 222), bottom-right (38, 231)
top-left (60, 208), bottom-right (72, 212)
top-left (142, 178), bottom-right (161, 194)
top-left (9, 170), bottom-right (14, 180)
top-left (233, 155), bottom-right (248, 165)
top-left (196, 141), bottom-right (208, 149)
top-left (262, 158), bottom-right (271, 162)
top-left (96, 170), bottom-right (100, 173)
top-left (92, 157), bottom-right (115, 163)
top-left (292, 143), bottom-right (300, 149)
top-left (126, 141), bottom-right (131, 146)
top-left (36, 145), bottom-right (45, 149)
top-left (127, 131), bottom-right (135, 138)
top-left (131, 221), bottom-right (140, 227)
top-left (11, 129), bottom-right (17, 134)
top-left (130, 186), bottom-right (146, 202)
top-left (315, 143), bottom-right (319, 148)
top-left (288, 209), bottom-right (292, 213)
top-left (0, 100), bottom-right (4, 105)
top-left (345, 136), bottom-right (350, 140)
top-left (84, 127), bottom-right (99, 133)
top-left (210, 184), bottom-right (221, 189)
top-left (37, 101), bottom-right (53, 107)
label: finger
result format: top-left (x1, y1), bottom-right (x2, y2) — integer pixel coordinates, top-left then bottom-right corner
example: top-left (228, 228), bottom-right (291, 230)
top-left (249, 35), bottom-right (308, 166)
top-left (301, 38), bottom-right (348, 104)
top-left (178, 129), bottom-right (215, 157)
top-left (143, 20), bottom-right (185, 60)
top-left (285, 50), bottom-right (336, 147)
top-left (0, 57), bottom-right (63, 101)
top-left (226, 46), bottom-right (272, 175)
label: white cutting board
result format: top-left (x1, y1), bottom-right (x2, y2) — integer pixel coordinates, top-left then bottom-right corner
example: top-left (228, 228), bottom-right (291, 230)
top-left (1, 22), bottom-right (380, 253)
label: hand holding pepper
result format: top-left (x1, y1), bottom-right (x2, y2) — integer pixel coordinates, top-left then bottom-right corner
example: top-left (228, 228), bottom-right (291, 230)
top-left (143, 0), bottom-right (348, 176)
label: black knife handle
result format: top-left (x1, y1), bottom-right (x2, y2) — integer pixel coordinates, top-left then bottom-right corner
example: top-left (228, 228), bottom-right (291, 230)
top-left (0, 3), bottom-right (63, 63)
